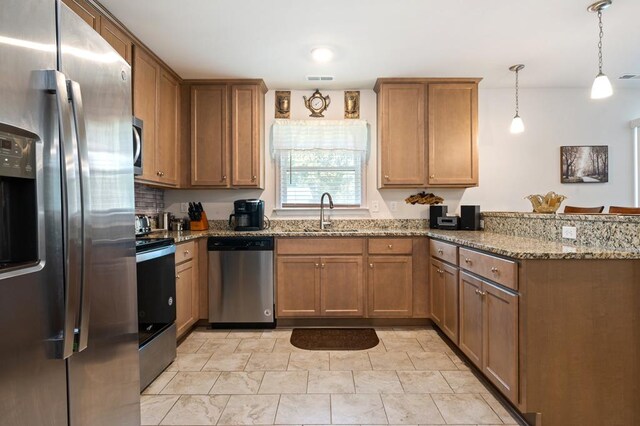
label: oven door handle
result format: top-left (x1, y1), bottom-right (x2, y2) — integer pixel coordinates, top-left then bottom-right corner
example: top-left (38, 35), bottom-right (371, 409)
top-left (136, 245), bottom-right (176, 263)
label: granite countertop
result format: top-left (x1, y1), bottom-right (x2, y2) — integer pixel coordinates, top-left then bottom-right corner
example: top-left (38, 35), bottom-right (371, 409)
top-left (146, 226), bottom-right (640, 260)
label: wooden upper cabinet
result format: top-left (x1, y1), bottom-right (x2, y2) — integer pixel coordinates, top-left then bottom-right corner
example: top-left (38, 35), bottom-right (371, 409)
top-left (191, 85), bottom-right (229, 187)
top-left (375, 78), bottom-right (480, 188)
top-left (63, 0), bottom-right (101, 30)
top-left (231, 84), bottom-right (262, 188)
top-left (133, 48), bottom-right (158, 183)
top-left (157, 70), bottom-right (179, 186)
top-left (427, 83), bottom-right (478, 186)
top-left (367, 256), bottom-right (413, 317)
top-left (320, 256), bottom-right (364, 317)
top-left (378, 83), bottom-right (426, 188)
top-left (99, 19), bottom-right (132, 64)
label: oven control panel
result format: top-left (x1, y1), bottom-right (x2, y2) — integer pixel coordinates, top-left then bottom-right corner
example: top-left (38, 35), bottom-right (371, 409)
top-left (0, 131), bottom-right (35, 179)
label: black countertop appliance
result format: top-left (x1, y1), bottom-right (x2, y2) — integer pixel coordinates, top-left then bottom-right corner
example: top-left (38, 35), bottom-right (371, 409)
top-left (229, 199), bottom-right (265, 231)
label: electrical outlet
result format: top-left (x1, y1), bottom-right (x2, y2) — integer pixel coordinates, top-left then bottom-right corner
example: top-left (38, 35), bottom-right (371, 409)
top-left (180, 203), bottom-right (189, 213)
top-left (371, 200), bottom-right (379, 213)
top-left (390, 201), bottom-right (398, 212)
top-left (562, 226), bottom-right (577, 239)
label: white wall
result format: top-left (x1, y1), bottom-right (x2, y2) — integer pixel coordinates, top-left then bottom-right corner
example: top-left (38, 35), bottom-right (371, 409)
top-left (164, 88), bottom-right (640, 220)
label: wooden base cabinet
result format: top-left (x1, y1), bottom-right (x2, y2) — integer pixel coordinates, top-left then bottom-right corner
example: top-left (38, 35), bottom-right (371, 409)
top-left (458, 272), bottom-right (483, 367)
top-left (276, 255), bottom-right (364, 318)
top-left (429, 258), bottom-right (459, 343)
top-left (367, 256), bottom-right (412, 317)
top-left (175, 242), bottom-right (198, 340)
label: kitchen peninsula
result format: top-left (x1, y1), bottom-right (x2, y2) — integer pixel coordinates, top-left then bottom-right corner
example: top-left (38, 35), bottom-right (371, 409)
top-left (151, 215), bottom-right (640, 426)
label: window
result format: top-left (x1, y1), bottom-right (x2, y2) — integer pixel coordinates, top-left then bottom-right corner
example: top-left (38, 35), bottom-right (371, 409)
top-left (272, 119), bottom-right (369, 209)
top-left (278, 149), bottom-right (364, 207)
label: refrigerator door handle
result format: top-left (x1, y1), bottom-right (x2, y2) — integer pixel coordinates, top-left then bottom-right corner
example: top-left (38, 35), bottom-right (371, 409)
top-left (47, 70), bottom-right (83, 359)
top-left (68, 80), bottom-right (91, 353)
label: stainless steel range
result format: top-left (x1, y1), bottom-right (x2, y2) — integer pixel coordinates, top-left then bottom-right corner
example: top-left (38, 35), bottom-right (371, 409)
top-left (136, 237), bottom-right (176, 390)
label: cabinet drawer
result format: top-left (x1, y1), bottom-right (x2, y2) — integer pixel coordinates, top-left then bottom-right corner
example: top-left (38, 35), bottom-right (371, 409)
top-left (276, 238), bottom-right (364, 255)
top-left (175, 240), bottom-right (195, 264)
top-left (459, 248), bottom-right (517, 290)
top-left (368, 238), bottom-right (413, 255)
top-left (429, 239), bottom-right (458, 265)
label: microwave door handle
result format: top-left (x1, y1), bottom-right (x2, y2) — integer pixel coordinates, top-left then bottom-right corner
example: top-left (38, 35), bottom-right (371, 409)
top-left (133, 125), bottom-right (141, 164)
top-left (47, 70), bottom-right (82, 360)
top-left (68, 80), bottom-right (91, 353)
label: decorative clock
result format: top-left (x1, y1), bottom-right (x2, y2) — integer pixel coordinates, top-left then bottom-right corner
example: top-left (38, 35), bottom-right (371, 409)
top-left (303, 89), bottom-right (331, 117)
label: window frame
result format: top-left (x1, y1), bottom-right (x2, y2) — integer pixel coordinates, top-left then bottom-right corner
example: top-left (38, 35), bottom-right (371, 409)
top-left (274, 149), bottom-right (368, 210)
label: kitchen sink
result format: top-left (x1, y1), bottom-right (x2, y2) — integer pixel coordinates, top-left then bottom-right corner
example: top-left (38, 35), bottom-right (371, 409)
top-left (300, 228), bottom-right (360, 233)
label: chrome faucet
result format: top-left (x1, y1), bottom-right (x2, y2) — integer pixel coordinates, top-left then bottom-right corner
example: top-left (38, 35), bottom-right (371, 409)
top-left (319, 192), bottom-right (334, 230)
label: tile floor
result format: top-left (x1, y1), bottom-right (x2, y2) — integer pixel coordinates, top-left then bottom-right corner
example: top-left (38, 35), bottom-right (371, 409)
top-left (141, 327), bottom-right (520, 425)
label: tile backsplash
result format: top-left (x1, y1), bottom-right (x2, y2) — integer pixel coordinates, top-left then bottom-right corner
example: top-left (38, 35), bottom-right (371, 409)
top-left (134, 183), bottom-right (164, 215)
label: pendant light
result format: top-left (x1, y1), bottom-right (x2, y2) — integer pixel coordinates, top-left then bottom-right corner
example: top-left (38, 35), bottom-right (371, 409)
top-left (588, 0), bottom-right (613, 99)
top-left (509, 64), bottom-right (525, 134)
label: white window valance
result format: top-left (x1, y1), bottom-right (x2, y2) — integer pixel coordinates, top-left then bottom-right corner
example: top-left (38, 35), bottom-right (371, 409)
top-left (271, 119), bottom-right (369, 156)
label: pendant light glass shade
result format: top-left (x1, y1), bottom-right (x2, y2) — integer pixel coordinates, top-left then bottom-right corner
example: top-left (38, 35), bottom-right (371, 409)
top-left (510, 115), bottom-right (525, 134)
top-left (588, 1), bottom-right (613, 99)
top-left (591, 72), bottom-right (613, 99)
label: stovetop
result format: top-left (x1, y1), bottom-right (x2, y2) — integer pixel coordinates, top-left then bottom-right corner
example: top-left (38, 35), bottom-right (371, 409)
top-left (135, 237), bottom-right (175, 253)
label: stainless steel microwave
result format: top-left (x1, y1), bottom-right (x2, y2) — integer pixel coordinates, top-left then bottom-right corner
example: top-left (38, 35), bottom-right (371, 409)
top-left (133, 116), bottom-right (143, 175)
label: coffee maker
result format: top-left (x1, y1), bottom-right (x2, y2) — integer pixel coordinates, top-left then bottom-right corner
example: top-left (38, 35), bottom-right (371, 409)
top-left (229, 199), bottom-right (265, 231)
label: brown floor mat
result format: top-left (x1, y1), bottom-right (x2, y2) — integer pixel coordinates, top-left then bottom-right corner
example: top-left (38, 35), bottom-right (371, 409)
top-left (290, 328), bottom-right (380, 351)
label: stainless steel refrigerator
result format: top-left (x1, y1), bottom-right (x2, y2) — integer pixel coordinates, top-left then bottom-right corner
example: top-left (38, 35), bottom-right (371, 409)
top-left (0, 1), bottom-right (140, 425)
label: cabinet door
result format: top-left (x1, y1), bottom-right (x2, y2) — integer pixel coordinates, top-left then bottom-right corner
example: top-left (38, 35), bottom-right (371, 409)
top-left (427, 83), bottom-right (478, 186)
top-left (175, 260), bottom-right (196, 339)
top-left (231, 84), bottom-right (261, 188)
top-left (276, 256), bottom-right (320, 317)
top-left (62, 0), bottom-right (101, 30)
top-left (133, 48), bottom-right (159, 183)
top-left (156, 69), bottom-right (179, 186)
top-left (429, 258), bottom-right (444, 327)
top-left (441, 261), bottom-right (459, 343)
top-left (378, 83), bottom-right (426, 187)
top-left (367, 256), bottom-right (413, 317)
top-left (483, 281), bottom-right (518, 403)
top-left (459, 272), bottom-right (483, 367)
top-left (191, 85), bottom-right (229, 187)
top-left (99, 19), bottom-right (132, 64)
top-left (320, 256), bottom-right (364, 317)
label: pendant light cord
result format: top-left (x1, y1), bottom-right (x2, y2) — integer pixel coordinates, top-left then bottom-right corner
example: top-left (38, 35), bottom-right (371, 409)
top-left (514, 69), bottom-right (520, 116)
top-left (597, 10), bottom-right (604, 74)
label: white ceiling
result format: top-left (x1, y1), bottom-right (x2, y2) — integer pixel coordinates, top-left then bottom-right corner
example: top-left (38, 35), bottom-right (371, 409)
top-left (99, 0), bottom-right (640, 89)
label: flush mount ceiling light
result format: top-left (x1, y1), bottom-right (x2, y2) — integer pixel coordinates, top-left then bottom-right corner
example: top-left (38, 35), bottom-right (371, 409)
top-left (509, 64), bottom-right (525, 134)
top-left (588, 0), bottom-right (613, 99)
top-left (311, 47), bottom-right (334, 63)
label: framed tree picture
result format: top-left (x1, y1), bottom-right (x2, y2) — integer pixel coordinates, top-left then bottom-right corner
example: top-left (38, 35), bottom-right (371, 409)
top-left (560, 145), bottom-right (608, 183)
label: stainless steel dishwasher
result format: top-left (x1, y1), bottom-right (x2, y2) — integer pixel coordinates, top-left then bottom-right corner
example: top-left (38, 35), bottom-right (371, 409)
top-left (208, 237), bottom-right (275, 326)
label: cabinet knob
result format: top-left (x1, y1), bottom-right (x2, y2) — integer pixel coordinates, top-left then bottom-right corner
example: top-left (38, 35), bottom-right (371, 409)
top-left (481, 291), bottom-right (487, 297)
top-left (315, 263), bottom-right (319, 268)
top-left (475, 289), bottom-right (480, 295)
top-left (491, 267), bottom-right (499, 274)
top-left (430, 174), bottom-right (435, 179)
top-left (384, 175), bottom-right (390, 181)
top-left (251, 175), bottom-right (257, 181)
top-left (437, 249), bottom-right (444, 254)
top-left (156, 171), bottom-right (161, 176)
top-left (438, 269), bottom-right (444, 274)
top-left (369, 263), bottom-right (374, 268)
top-left (321, 263), bottom-right (325, 268)
top-left (387, 244), bottom-right (393, 249)
top-left (175, 274), bottom-right (180, 279)
top-left (465, 258), bottom-right (472, 264)
top-left (184, 250), bottom-right (190, 255)
top-left (221, 175), bottom-right (227, 181)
